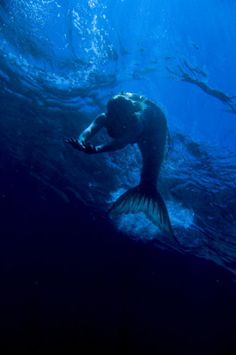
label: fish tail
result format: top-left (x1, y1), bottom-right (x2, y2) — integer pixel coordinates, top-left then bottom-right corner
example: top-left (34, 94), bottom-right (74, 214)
top-left (109, 185), bottom-right (178, 244)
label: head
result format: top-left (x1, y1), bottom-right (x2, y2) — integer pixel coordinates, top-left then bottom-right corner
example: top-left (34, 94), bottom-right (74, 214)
top-left (107, 95), bottom-right (134, 121)
top-left (105, 94), bottom-right (143, 138)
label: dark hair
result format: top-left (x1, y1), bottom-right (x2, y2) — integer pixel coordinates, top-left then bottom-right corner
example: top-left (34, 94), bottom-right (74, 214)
top-left (106, 94), bottom-right (139, 122)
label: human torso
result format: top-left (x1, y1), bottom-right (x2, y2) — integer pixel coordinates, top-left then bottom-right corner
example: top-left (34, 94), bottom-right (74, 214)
top-left (105, 93), bottom-right (149, 142)
top-left (104, 92), bottom-right (167, 146)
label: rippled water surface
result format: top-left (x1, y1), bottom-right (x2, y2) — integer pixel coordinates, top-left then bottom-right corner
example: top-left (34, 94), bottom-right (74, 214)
top-left (0, 0), bottom-right (236, 276)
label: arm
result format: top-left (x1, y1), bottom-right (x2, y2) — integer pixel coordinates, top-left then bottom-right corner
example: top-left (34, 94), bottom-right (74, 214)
top-left (66, 135), bottom-right (130, 154)
top-left (66, 113), bottom-right (141, 154)
top-left (78, 113), bottom-right (106, 145)
top-left (95, 137), bottom-right (131, 153)
top-left (95, 120), bottom-right (143, 153)
top-left (65, 113), bottom-right (106, 152)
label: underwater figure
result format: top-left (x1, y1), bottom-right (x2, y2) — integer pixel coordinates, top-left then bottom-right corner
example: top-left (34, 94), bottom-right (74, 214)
top-left (66, 92), bottom-right (177, 242)
top-left (166, 60), bottom-right (236, 114)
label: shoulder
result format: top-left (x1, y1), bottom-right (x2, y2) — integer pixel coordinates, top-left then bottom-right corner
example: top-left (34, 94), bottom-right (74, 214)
top-left (95, 113), bottom-right (107, 124)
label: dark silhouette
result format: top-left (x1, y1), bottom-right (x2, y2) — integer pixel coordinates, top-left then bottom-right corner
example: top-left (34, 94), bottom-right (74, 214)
top-left (167, 60), bottom-right (236, 114)
top-left (66, 92), bottom-right (178, 243)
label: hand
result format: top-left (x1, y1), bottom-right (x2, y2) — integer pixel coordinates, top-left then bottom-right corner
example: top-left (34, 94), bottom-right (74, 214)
top-left (65, 137), bottom-right (85, 151)
top-left (65, 138), bottom-right (97, 154)
top-left (82, 143), bottom-right (98, 154)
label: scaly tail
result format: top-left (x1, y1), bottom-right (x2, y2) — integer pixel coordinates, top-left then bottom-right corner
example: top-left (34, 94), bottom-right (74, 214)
top-left (109, 185), bottom-right (178, 244)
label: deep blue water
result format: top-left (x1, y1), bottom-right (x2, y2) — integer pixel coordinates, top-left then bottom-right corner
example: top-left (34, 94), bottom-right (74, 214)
top-left (1, 1), bottom-right (236, 354)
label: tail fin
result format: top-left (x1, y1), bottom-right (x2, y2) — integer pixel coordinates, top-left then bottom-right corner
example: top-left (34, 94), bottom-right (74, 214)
top-left (109, 185), bottom-right (178, 244)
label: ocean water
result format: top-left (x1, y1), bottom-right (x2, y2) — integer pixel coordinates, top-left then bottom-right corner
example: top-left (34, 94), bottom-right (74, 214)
top-left (1, 1), bottom-right (236, 354)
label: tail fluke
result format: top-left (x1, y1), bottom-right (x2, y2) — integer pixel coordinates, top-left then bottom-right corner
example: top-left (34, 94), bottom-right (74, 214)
top-left (109, 185), bottom-right (178, 244)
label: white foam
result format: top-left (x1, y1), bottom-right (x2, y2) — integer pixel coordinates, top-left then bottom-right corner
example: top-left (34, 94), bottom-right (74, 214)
top-left (110, 195), bottom-right (194, 241)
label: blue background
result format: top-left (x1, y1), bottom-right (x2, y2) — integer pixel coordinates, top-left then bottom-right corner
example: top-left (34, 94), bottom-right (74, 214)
top-left (0, 1), bottom-right (236, 354)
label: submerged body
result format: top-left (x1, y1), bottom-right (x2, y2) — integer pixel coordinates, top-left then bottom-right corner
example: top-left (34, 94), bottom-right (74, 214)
top-left (66, 92), bottom-right (176, 242)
